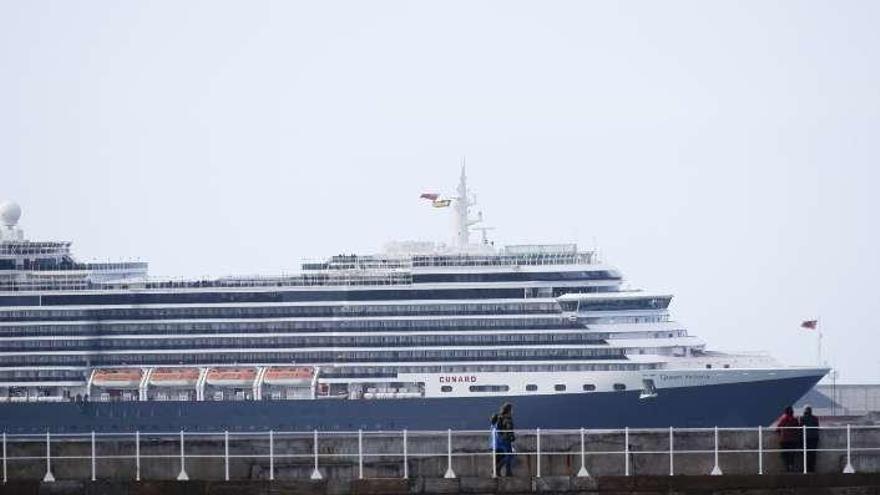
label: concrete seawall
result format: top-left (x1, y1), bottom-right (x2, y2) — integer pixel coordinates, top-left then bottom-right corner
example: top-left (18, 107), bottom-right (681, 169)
top-left (3, 474), bottom-right (880, 494)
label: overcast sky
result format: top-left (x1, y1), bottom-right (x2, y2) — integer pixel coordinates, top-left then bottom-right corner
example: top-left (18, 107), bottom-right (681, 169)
top-left (2, 1), bottom-right (878, 382)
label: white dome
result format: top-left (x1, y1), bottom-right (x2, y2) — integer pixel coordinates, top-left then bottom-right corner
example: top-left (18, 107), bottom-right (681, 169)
top-left (0, 201), bottom-right (22, 227)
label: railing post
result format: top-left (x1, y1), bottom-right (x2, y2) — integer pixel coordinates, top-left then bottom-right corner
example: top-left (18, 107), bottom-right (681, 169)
top-left (402, 429), bottom-right (408, 479)
top-left (91, 431), bottom-right (96, 481)
top-left (757, 426), bottom-right (763, 475)
top-left (577, 427), bottom-right (589, 477)
top-left (843, 424), bottom-right (855, 473)
top-left (443, 428), bottom-right (456, 478)
top-left (223, 430), bottom-right (229, 481)
top-left (2, 432), bottom-right (6, 484)
top-left (224, 431), bottom-right (229, 481)
top-left (310, 429), bottom-right (323, 480)
top-left (802, 423), bottom-right (808, 474)
top-left (42, 430), bottom-right (55, 482)
top-left (710, 426), bottom-right (722, 475)
top-left (668, 426), bottom-right (674, 476)
top-left (269, 430), bottom-right (274, 481)
top-left (491, 427), bottom-right (497, 478)
top-left (358, 429), bottom-right (364, 479)
top-left (176, 430), bottom-right (189, 481)
top-left (624, 427), bottom-right (630, 477)
top-left (536, 428), bottom-right (541, 478)
top-left (135, 431), bottom-right (141, 482)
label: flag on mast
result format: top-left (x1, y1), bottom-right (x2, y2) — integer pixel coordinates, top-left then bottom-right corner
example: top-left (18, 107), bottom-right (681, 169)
top-left (801, 320), bottom-right (818, 330)
top-left (801, 318), bottom-right (823, 365)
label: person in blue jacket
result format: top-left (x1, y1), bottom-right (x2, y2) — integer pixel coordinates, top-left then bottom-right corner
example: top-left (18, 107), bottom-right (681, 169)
top-left (490, 413), bottom-right (503, 475)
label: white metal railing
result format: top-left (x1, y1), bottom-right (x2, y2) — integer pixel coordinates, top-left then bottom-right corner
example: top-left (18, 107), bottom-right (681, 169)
top-left (0, 425), bottom-right (875, 483)
top-left (0, 271), bottom-right (415, 293)
top-left (411, 252), bottom-right (595, 268)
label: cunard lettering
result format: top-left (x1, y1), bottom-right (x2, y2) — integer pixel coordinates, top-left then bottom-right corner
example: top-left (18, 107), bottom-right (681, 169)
top-left (439, 375), bottom-right (477, 383)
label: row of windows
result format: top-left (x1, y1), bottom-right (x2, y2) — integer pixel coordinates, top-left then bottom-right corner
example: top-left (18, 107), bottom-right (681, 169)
top-left (0, 324), bottom-right (592, 339)
top-left (0, 369), bottom-right (86, 380)
top-left (320, 362), bottom-right (656, 377)
top-left (0, 288), bottom-right (532, 308)
top-left (410, 252), bottom-right (594, 267)
top-left (0, 301), bottom-right (561, 322)
top-left (0, 286), bottom-right (620, 310)
top-left (0, 257), bottom-right (140, 273)
top-left (0, 316), bottom-right (574, 337)
top-left (0, 348), bottom-right (627, 366)
top-left (607, 330), bottom-right (687, 339)
top-left (0, 241), bottom-right (70, 256)
top-left (581, 316), bottom-right (669, 324)
top-left (0, 257), bottom-right (79, 271)
top-left (524, 287), bottom-right (614, 299)
top-left (413, 271), bottom-right (620, 284)
top-left (463, 385), bottom-right (509, 392)
top-left (440, 383), bottom-right (625, 393)
top-left (577, 297), bottom-right (672, 312)
top-left (0, 333), bottom-right (607, 351)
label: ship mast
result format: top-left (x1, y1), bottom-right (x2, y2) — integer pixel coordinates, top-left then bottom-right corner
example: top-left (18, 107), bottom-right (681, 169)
top-left (453, 161), bottom-right (483, 251)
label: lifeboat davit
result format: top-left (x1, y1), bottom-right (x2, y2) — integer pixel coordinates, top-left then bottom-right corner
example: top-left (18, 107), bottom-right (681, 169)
top-left (92, 369), bottom-right (143, 389)
top-left (263, 366), bottom-right (315, 386)
top-left (206, 367), bottom-right (257, 387)
top-left (150, 368), bottom-right (200, 387)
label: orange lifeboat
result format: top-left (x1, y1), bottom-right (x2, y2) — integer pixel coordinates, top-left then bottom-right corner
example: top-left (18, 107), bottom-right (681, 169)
top-left (92, 369), bottom-right (143, 389)
top-left (150, 368), bottom-right (200, 387)
top-left (206, 367), bottom-right (257, 387)
top-left (263, 366), bottom-right (315, 386)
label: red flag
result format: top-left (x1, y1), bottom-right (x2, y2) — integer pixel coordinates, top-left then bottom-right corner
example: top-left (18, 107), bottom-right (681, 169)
top-left (420, 193), bottom-right (439, 201)
top-left (801, 320), bottom-right (818, 330)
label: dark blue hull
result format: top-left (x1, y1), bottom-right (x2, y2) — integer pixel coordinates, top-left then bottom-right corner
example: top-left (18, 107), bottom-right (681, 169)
top-left (0, 375), bottom-right (820, 433)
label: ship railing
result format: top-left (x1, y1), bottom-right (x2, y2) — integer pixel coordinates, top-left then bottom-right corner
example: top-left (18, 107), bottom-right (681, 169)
top-left (298, 252), bottom-right (597, 270)
top-left (0, 425), bottom-right (875, 482)
top-left (410, 252), bottom-right (596, 268)
top-left (0, 242), bottom-right (72, 257)
top-left (0, 272), bottom-right (415, 293)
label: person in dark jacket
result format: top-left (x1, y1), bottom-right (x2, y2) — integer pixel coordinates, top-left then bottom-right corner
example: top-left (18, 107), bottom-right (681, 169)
top-left (776, 406), bottom-right (801, 472)
top-left (799, 406), bottom-right (820, 473)
top-left (496, 403), bottom-right (515, 476)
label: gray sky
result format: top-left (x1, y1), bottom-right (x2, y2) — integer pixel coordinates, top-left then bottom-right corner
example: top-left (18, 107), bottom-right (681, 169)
top-left (2, 1), bottom-right (878, 382)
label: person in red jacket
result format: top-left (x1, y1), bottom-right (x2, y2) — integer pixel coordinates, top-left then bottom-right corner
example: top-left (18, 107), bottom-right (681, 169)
top-left (776, 406), bottom-right (801, 472)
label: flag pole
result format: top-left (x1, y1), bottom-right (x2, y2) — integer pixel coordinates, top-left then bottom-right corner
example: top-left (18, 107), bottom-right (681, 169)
top-left (817, 317), bottom-right (823, 366)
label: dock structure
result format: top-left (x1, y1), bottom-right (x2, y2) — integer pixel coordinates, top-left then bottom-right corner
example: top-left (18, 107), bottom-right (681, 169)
top-left (1, 425), bottom-right (880, 493)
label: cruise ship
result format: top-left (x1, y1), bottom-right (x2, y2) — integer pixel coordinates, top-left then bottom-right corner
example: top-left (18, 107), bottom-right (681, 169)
top-left (0, 170), bottom-right (826, 432)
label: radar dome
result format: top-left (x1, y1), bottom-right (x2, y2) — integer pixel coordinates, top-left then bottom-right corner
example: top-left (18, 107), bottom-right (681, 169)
top-left (0, 201), bottom-right (22, 227)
